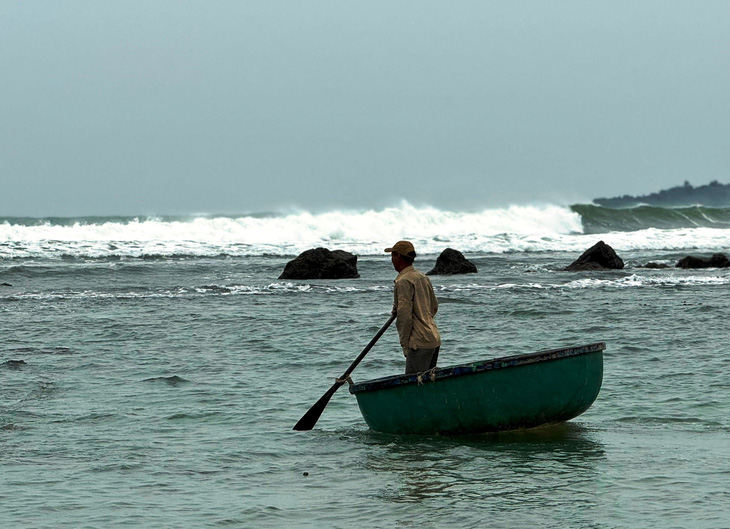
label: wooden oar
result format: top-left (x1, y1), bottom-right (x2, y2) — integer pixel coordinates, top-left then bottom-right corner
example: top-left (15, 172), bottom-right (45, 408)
top-left (293, 313), bottom-right (397, 431)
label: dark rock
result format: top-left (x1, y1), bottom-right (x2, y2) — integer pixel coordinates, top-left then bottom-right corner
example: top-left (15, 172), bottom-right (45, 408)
top-left (3, 360), bottom-right (26, 369)
top-left (641, 262), bottom-right (670, 269)
top-left (279, 248), bottom-right (360, 280)
top-left (1, 283), bottom-right (12, 287)
top-left (143, 375), bottom-right (189, 386)
top-left (564, 241), bottom-right (624, 271)
top-left (676, 253), bottom-right (730, 269)
top-left (427, 248), bottom-right (477, 276)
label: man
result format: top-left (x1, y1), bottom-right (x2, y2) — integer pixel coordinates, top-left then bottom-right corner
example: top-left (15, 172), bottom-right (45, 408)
top-left (385, 240), bottom-right (441, 374)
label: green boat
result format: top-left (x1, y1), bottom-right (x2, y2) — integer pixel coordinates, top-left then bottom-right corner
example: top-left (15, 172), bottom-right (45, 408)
top-left (348, 342), bottom-right (605, 435)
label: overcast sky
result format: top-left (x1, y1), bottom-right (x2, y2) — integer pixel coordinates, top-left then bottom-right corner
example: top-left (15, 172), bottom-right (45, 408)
top-left (2, 1), bottom-right (729, 217)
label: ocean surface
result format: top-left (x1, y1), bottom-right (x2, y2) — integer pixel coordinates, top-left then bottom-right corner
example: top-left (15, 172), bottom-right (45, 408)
top-left (2, 202), bottom-right (730, 528)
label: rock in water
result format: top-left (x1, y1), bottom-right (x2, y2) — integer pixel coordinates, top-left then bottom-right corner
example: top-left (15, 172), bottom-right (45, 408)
top-left (564, 241), bottom-right (624, 271)
top-left (676, 253), bottom-right (730, 269)
top-left (143, 375), bottom-right (189, 386)
top-left (3, 360), bottom-right (26, 369)
top-left (427, 248), bottom-right (477, 276)
top-left (279, 248), bottom-right (360, 280)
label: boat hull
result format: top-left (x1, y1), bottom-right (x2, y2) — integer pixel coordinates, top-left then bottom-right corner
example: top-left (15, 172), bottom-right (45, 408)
top-left (349, 343), bottom-right (604, 435)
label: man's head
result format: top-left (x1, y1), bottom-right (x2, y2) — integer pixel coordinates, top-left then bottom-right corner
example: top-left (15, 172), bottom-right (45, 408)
top-left (385, 240), bottom-right (416, 271)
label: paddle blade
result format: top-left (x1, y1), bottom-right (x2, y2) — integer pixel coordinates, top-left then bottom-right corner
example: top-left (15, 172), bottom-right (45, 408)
top-left (293, 314), bottom-right (395, 431)
top-left (293, 383), bottom-right (341, 431)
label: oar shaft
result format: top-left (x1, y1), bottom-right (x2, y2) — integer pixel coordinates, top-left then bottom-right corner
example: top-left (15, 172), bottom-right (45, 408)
top-left (293, 313), bottom-right (396, 431)
top-left (339, 313), bottom-right (396, 380)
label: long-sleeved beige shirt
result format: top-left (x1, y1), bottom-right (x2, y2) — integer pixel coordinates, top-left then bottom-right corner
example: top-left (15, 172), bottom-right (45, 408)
top-left (393, 265), bottom-right (441, 352)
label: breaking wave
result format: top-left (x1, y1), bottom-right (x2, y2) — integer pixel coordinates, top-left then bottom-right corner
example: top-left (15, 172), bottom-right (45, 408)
top-left (573, 204), bottom-right (730, 233)
top-left (1, 201), bottom-right (730, 259)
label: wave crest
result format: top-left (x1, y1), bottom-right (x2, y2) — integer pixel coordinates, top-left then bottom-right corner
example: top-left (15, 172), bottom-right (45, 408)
top-left (3, 202), bottom-right (730, 258)
top-left (573, 204), bottom-right (730, 233)
top-left (0, 202), bottom-right (582, 258)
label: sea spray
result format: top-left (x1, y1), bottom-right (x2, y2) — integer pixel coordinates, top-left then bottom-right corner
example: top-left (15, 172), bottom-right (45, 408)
top-left (2, 202), bottom-right (730, 259)
top-left (0, 202), bottom-right (581, 258)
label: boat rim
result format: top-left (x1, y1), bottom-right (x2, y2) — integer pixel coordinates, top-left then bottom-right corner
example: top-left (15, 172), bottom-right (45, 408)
top-left (349, 342), bottom-right (606, 394)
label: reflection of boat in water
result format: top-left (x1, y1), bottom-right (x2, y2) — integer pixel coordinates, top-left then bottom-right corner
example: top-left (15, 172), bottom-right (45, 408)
top-left (349, 343), bottom-right (605, 435)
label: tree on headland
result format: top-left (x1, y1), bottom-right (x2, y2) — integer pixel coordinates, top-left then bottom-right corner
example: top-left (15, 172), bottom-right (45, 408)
top-left (594, 180), bottom-right (730, 208)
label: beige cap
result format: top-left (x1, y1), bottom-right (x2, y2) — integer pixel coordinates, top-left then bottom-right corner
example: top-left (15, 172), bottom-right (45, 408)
top-left (384, 240), bottom-right (416, 258)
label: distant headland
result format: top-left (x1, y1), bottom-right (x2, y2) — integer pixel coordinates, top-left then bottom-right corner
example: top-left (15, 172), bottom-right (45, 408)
top-left (593, 180), bottom-right (730, 208)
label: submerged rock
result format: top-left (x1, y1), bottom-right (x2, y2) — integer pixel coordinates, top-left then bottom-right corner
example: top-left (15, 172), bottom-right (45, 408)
top-left (564, 241), bottom-right (624, 271)
top-left (279, 248), bottom-right (360, 280)
top-left (3, 359), bottom-right (26, 369)
top-left (143, 375), bottom-right (189, 386)
top-left (427, 248), bottom-right (477, 276)
top-left (676, 253), bottom-right (730, 269)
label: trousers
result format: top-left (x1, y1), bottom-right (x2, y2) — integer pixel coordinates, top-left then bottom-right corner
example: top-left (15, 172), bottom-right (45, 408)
top-left (404, 346), bottom-right (440, 375)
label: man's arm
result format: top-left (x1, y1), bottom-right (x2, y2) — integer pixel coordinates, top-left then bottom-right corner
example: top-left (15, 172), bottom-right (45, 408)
top-left (428, 277), bottom-right (438, 316)
top-left (394, 280), bottom-right (414, 351)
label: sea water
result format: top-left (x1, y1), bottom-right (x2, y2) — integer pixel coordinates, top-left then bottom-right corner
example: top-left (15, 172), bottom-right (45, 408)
top-left (2, 202), bottom-right (730, 528)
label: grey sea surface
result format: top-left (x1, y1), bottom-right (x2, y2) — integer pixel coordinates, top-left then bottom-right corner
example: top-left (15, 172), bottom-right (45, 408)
top-left (2, 253), bottom-right (730, 528)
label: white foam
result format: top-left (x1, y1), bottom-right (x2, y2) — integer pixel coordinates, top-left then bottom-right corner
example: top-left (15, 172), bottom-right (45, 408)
top-left (563, 273), bottom-right (730, 289)
top-left (437, 273), bottom-right (730, 293)
top-left (2, 202), bottom-right (730, 258)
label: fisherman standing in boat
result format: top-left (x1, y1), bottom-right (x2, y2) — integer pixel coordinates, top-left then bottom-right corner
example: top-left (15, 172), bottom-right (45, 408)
top-left (385, 241), bottom-right (441, 374)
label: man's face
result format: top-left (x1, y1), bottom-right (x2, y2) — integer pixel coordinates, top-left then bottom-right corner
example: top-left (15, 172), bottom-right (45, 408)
top-left (390, 252), bottom-right (399, 270)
